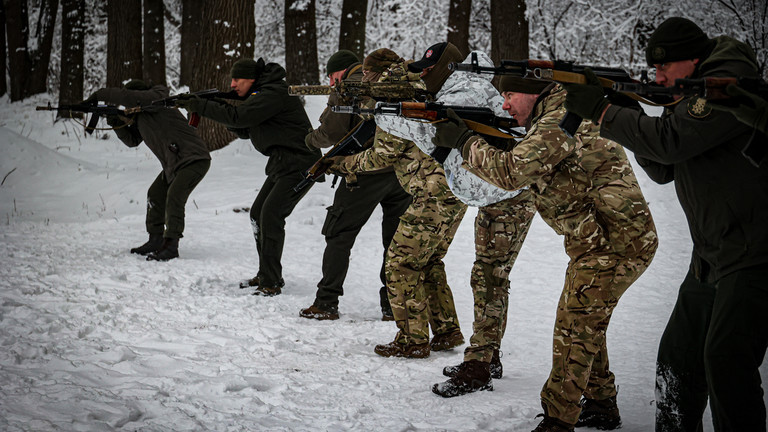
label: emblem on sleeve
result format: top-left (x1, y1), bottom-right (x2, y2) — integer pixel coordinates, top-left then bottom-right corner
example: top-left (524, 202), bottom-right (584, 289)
top-left (687, 97), bottom-right (712, 119)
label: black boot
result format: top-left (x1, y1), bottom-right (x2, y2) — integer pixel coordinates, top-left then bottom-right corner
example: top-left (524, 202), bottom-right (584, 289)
top-left (146, 238), bottom-right (179, 261)
top-left (432, 359), bottom-right (493, 397)
top-left (575, 396), bottom-right (621, 430)
top-left (130, 233), bottom-right (163, 255)
top-left (444, 349), bottom-right (503, 379)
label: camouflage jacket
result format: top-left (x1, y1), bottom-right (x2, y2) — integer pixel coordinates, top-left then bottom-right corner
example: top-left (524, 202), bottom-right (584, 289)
top-left (375, 51), bottom-right (524, 207)
top-left (601, 35), bottom-right (768, 279)
top-left (461, 85), bottom-right (657, 259)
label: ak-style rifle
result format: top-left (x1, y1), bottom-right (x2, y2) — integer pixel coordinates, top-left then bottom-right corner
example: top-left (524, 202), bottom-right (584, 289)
top-left (449, 53), bottom-right (639, 137)
top-left (124, 88), bottom-right (246, 127)
top-left (294, 118), bottom-right (378, 192)
top-left (36, 102), bottom-right (126, 135)
top-left (289, 80), bottom-right (432, 105)
top-left (613, 77), bottom-right (768, 101)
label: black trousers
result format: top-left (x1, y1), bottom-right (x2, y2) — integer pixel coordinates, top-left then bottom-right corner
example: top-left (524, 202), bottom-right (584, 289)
top-left (146, 159), bottom-right (210, 239)
top-left (656, 264), bottom-right (768, 432)
top-left (250, 171), bottom-right (313, 288)
top-left (315, 172), bottom-right (411, 311)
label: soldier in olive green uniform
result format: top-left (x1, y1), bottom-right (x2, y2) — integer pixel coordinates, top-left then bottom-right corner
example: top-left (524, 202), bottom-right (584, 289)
top-left (328, 54), bottom-right (466, 359)
top-left (299, 49), bottom-right (411, 321)
top-left (86, 79), bottom-right (211, 261)
top-left (176, 58), bottom-right (319, 296)
top-left (563, 17), bottom-right (768, 432)
top-left (433, 77), bottom-right (658, 432)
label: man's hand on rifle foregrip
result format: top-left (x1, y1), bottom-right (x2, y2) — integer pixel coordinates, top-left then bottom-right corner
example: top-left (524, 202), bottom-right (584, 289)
top-left (432, 108), bottom-right (474, 150)
top-left (174, 94), bottom-right (203, 113)
top-left (561, 68), bottom-right (610, 124)
top-left (708, 84), bottom-right (768, 135)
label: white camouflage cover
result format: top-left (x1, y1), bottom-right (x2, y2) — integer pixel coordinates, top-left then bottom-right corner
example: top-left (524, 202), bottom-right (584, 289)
top-left (375, 51), bottom-right (525, 207)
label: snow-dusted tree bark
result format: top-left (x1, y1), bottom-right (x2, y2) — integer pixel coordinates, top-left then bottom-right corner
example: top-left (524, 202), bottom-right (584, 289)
top-left (58, 0), bottom-right (85, 114)
top-left (4, 0), bottom-right (59, 101)
top-left (338, 0), bottom-right (366, 62)
top-left (143, 0), bottom-right (166, 86)
top-left (106, 0), bottom-right (142, 87)
top-left (0, 1), bottom-right (6, 97)
top-left (447, 0), bottom-right (471, 57)
top-left (179, 0), bottom-right (201, 87)
top-left (284, 0), bottom-right (319, 84)
top-left (191, 0), bottom-right (254, 150)
top-left (491, 0), bottom-right (527, 62)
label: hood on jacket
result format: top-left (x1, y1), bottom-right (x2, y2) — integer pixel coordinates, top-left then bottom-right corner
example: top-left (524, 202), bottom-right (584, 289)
top-left (254, 63), bottom-right (288, 88)
top-left (698, 36), bottom-right (759, 78)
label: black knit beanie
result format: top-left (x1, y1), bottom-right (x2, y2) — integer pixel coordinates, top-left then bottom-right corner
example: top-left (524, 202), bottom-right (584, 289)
top-left (498, 76), bottom-right (550, 95)
top-left (326, 50), bottom-right (360, 75)
top-left (231, 58), bottom-right (266, 79)
top-left (646, 17), bottom-right (713, 66)
top-left (124, 79), bottom-right (150, 90)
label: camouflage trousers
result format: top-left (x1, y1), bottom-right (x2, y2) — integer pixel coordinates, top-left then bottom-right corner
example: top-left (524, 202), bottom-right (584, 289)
top-left (464, 190), bottom-right (536, 363)
top-left (541, 246), bottom-right (655, 425)
top-left (386, 195), bottom-right (467, 345)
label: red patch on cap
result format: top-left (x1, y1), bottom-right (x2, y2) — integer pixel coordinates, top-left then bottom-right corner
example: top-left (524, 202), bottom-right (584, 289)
top-left (426, 49), bottom-right (434, 58)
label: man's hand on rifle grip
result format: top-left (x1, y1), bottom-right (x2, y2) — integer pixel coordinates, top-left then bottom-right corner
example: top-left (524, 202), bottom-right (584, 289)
top-left (432, 108), bottom-right (474, 150)
top-left (562, 68), bottom-right (611, 125)
top-left (174, 95), bottom-right (203, 113)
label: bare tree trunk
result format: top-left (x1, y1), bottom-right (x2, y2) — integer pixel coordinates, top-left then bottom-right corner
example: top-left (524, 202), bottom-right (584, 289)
top-left (0, 1), bottom-right (6, 97)
top-left (447, 0), bottom-right (471, 57)
top-left (4, 0), bottom-right (59, 101)
top-left (143, 0), bottom-right (166, 86)
top-left (180, 0), bottom-right (202, 87)
top-left (191, 0), bottom-right (255, 150)
top-left (107, 0), bottom-right (142, 87)
top-left (338, 0), bottom-right (367, 62)
top-left (59, 0), bottom-right (86, 116)
top-left (284, 0), bottom-right (319, 84)
top-left (491, 0), bottom-right (527, 64)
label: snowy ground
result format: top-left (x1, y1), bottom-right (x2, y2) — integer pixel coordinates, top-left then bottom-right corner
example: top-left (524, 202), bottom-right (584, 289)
top-left (0, 94), bottom-right (764, 431)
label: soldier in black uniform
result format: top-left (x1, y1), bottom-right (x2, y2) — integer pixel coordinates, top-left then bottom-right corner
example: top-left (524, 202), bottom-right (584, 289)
top-left (299, 49), bottom-right (412, 321)
top-left (563, 17), bottom-right (768, 432)
top-left (86, 79), bottom-right (211, 262)
top-left (176, 58), bottom-right (320, 296)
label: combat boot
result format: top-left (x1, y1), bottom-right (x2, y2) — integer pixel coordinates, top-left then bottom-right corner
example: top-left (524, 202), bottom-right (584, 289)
top-left (432, 359), bottom-right (493, 398)
top-left (253, 279), bottom-right (284, 297)
top-left (444, 349), bottom-right (503, 379)
top-left (575, 396), bottom-right (622, 430)
top-left (130, 233), bottom-right (163, 255)
top-left (239, 276), bottom-right (259, 289)
top-left (374, 340), bottom-right (430, 358)
top-left (532, 414), bottom-right (575, 432)
top-left (146, 238), bottom-right (179, 261)
top-left (299, 303), bottom-right (339, 320)
top-left (430, 328), bottom-right (465, 351)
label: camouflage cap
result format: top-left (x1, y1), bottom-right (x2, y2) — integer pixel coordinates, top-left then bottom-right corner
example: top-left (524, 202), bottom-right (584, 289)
top-left (645, 17), bottom-right (713, 66)
top-left (498, 76), bottom-right (550, 95)
top-left (326, 50), bottom-right (360, 75)
top-left (364, 48), bottom-right (403, 73)
top-left (231, 58), bottom-right (266, 79)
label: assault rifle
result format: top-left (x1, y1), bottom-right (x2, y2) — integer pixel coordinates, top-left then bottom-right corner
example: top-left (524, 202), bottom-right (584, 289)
top-left (613, 77), bottom-right (768, 101)
top-left (449, 53), bottom-right (638, 137)
top-left (332, 101), bottom-right (523, 163)
top-left (289, 80), bottom-right (432, 105)
top-left (124, 88), bottom-right (247, 127)
top-left (36, 102), bottom-right (126, 135)
top-left (294, 118), bottom-right (378, 192)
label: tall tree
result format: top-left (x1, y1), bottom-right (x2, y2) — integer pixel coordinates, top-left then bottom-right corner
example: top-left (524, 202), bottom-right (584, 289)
top-left (143, 0), bottom-right (166, 86)
top-left (58, 0), bottom-right (86, 115)
top-left (4, 0), bottom-right (59, 101)
top-left (106, 0), bottom-right (142, 87)
top-left (447, 0), bottom-right (471, 57)
top-left (284, 0), bottom-right (319, 84)
top-left (179, 0), bottom-right (202, 87)
top-left (490, 0), bottom-right (528, 65)
top-left (0, 1), bottom-right (6, 97)
top-left (191, 0), bottom-right (255, 150)
top-left (338, 0), bottom-right (367, 62)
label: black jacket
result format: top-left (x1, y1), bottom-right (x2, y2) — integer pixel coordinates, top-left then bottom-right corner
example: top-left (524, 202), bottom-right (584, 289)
top-left (601, 36), bottom-right (768, 280)
top-left (196, 62), bottom-right (320, 178)
top-left (94, 85), bottom-right (210, 183)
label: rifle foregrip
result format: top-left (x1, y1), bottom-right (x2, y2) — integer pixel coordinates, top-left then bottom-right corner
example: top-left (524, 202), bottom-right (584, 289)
top-left (558, 112), bottom-right (582, 138)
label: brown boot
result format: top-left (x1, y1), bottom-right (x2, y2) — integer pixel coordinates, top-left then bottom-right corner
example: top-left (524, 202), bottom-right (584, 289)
top-left (239, 276), bottom-right (259, 289)
top-left (532, 415), bottom-right (575, 432)
top-left (374, 340), bottom-right (430, 358)
top-left (575, 396), bottom-right (621, 430)
top-left (432, 359), bottom-right (493, 398)
top-left (444, 349), bottom-right (503, 379)
top-left (430, 329), bottom-right (464, 351)
top-left (252, 279), bottom-right (284, 297)
top-left (299, 304), bottom-right (339, 321)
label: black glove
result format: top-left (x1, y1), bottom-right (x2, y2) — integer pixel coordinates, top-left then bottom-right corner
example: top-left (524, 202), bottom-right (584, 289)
top-left (105, 115), bottom-right (123, 127)
top-left (561, 68), bottom-right (610, 123)
top-left (708, 84), bottom-right (768, 135)
top-left (80, 93), bottom-right (99, 106)
top-left (174, 95), bottom-right (204, 113)
top-left (432, 108), bottom-right (474, 150)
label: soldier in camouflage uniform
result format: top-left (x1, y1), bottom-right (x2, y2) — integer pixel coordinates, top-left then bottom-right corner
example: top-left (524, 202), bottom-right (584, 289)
top-left (298, 49), bottom-right (412, 321)
top-left (328, 52), bottom-right (466, 359)
top-left (376, 42), bottom-right (537, 397)
top-left (432, 76), bottom-right (658, 432)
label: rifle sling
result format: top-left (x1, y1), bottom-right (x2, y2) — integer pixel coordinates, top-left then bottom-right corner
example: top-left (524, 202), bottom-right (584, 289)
top-left (549, 70), bottom-right (683, 108)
